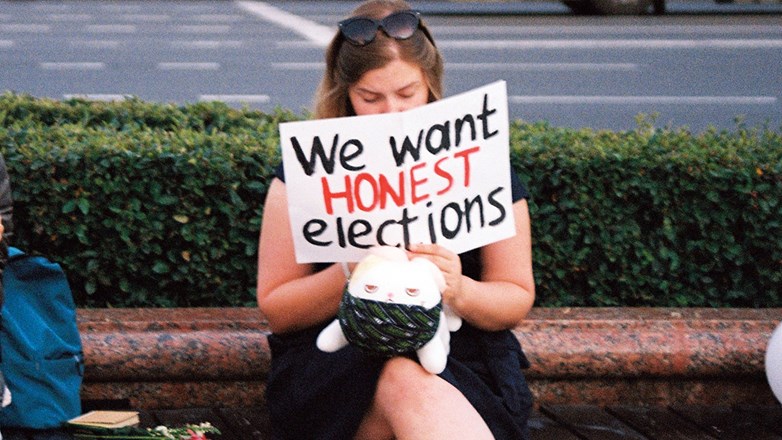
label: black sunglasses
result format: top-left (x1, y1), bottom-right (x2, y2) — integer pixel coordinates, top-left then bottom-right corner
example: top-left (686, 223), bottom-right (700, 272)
top-left (338, 10), bottom-right (425, 46)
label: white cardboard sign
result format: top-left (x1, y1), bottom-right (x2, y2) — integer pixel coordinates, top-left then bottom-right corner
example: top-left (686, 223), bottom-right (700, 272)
top-left (279, 80), bottom-right (515, 263)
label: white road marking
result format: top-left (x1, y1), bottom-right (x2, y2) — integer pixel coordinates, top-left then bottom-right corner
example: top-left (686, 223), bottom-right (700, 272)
top-left (63, 94), bottom-right (128, 101)
top-left (118, 14), bottom-right (170, 22)
top-left (199, 94), bottom-right (271, 103)
top-left (510, 96), bottom-right (778, 105)
top-left (0, 24), bottom-right (51, 32)
top-left (158, 62), bottom-right (221, 71)
top-left (271, 62), bottom-right (640, 72)
top-left (85, 24), bottom-right (137, 33)
top-left (40, 62), bottom-right (105, 70)
top-left (100, 4), bottom-right (143, 12)
top-left (272, 62), bottom-right (323, 70)
top-left (170, 40), bottom-right (244, 49)
top-left (277, 37), bottom-right (782, 50)
top-left (439, 39), bottom-right (782, 50)
top-left (447, 62), bottom-right (640, 71)
top-left (432, 24), bottom-right (782, 36)
top-left (176, 25), bottom-right (232, 33)
top-left (234, 0), bottom-right (333, 47)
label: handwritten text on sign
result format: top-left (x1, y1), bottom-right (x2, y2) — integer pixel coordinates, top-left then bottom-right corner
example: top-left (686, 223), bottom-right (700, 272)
top-left (279, 81), bottom-right (515, 263)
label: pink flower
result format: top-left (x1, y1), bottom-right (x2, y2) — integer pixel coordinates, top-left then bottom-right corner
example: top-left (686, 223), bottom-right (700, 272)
top-left (186, 429), bottom-right (208, 440)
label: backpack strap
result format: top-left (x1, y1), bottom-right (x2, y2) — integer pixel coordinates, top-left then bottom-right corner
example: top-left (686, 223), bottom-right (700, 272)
top-left (7, 246), bottom-right (22, 260)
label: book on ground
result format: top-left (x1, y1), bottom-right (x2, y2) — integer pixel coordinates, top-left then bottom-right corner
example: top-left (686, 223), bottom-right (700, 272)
top-left (68, 410), bottom-right (140, 429)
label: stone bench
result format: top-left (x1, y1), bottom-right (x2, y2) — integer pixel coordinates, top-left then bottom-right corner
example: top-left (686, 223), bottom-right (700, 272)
top-left (77, 307), bottom-right (781, 410)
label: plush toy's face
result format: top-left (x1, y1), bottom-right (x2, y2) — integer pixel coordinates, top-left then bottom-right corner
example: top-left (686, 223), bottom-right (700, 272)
top-left (321, 246), bottom-right (455, 363)
top-left (348, 259), bottom-right (442, 310)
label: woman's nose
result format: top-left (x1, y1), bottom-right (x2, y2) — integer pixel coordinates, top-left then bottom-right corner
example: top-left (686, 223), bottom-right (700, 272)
top-left (384, 97), bottom-right (406, 114)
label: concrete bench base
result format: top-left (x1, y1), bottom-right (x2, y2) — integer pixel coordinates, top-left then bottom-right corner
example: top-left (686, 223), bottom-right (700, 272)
top-left (77, 307), bottom-right (781, 410)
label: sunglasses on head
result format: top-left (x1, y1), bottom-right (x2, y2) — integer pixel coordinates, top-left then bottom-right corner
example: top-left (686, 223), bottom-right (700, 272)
top-left (338, 10), bottom-right (425, 46)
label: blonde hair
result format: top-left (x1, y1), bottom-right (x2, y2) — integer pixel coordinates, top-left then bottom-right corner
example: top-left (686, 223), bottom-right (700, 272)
top-left (313, 0), bottom-right (444, 119)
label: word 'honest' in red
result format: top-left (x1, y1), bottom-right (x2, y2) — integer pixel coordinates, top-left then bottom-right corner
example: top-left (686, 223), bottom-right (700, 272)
top-left (320, 146), bottom-right (481, 215)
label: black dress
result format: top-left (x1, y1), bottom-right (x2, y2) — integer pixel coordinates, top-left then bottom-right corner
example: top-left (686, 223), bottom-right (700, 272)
top-left (265, 164), bottom-right (534, 440)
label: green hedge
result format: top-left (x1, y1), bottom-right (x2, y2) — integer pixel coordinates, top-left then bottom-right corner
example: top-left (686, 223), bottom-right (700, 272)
top-left (0, 93), bottom-right (287, 307)
top-left (1, 93), bottom-right (780, 308)
top-left (512, 118), bottom-right (782, 307)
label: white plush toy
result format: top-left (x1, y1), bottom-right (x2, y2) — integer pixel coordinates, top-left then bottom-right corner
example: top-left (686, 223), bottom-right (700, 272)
top-left (316, 246), bottom-right (462, 374)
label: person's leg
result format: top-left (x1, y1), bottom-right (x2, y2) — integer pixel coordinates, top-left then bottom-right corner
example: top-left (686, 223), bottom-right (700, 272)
top-left (1, 379), bottom-right (8, 407)
top-left (0, 372), bottom-right (8, 440)
top-left (354, 357), bottom-right (494, 440)
top-left (353, 398), bottom-right (394, 440)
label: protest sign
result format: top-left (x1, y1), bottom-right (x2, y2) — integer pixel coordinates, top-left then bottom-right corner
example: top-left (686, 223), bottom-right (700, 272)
top-left (279, 80), bottom-right (515, 263)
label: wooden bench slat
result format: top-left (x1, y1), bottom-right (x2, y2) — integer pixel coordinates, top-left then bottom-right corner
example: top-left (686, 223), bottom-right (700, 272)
top-left (671, 405), bottom-right (782, 440)
top-left (607, 405), bottom-right (717, 440)
top-left (528, 409), bottom-right (582, 440)
top-left (2, 429), bottom-right (71, 440)
top-left (2, 404), bottom-right (780, 440)
top-left (541, 404), bottom-right (648, 440)
top-left (735, 405), bottom-right (782, 436)
top-left (215, 407), bottom-right (271, 440)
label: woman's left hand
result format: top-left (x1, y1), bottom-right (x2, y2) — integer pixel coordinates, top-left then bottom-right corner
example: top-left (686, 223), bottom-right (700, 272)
top-left (407, 243), bottom-right (463, 308)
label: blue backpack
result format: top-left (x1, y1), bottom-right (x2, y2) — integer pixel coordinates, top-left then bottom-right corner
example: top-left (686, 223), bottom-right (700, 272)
top-left (0, 247), bottom-right (84, 429)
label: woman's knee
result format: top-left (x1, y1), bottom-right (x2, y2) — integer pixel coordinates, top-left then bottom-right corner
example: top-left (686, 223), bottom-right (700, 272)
top-left (375, 357), bottom-right (443, 405)
top-left (355, 358), bottom-right (427, 440)
top-left (371, 357), bottom-right (494, 440)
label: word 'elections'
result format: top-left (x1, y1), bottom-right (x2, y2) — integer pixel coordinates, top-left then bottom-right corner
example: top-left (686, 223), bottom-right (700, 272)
top-left (302, 187), bottom-right (508, 249)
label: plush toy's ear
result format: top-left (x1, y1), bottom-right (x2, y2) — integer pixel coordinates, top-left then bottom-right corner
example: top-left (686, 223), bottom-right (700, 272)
top-left (410, 257), bottom-right (446, 292)
top-left (369, 245), bottom-right (407, 261)
top-left (352, 246), bottom-right (407, 282)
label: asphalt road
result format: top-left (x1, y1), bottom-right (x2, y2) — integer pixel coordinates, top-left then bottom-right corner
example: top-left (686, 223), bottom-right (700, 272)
top-left (1, 0), bottom-right (780, 131)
